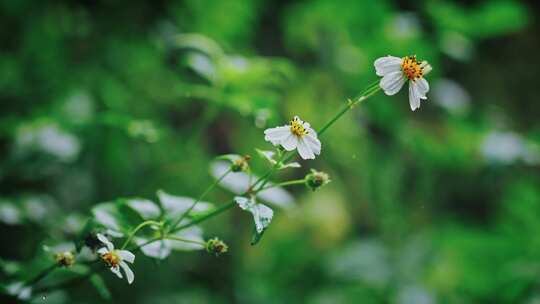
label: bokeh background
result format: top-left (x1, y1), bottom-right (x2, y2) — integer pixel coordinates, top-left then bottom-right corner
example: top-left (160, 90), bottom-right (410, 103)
top-left (1, 0), bottom-right (540, 303)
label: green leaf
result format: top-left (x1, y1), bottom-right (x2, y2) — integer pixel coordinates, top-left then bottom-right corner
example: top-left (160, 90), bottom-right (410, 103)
top-left (125, 198), bottom-right (161, 220)
top-left (91, 202), bottom-right (122, 232)
top-left (136, 225), bottom-right (204, 260)
top-left (90, 274), bottom-right (111, 300)
top-left (91, 200), bottom-right (145, 234)
top-left (157, 190), bottom-right (214, 219)
top-left (210, 161), bottom-right (295, 209)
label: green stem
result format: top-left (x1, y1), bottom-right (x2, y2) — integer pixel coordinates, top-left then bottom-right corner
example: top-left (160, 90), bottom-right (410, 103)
top-left (121, 220), bottom-right (161, 249)
top-left (318, 85), bottom-right (381, 136)
top-left (170, 168), bottom-right (232, 231)
top-left (166, 235), bottom-right (206, 246)
top-left (172, 82), bottom-right (382, 233)
top-left (253, 151), bottom-right (287, 192)
top-left (260, 179), bottom-right (306, 191)
top-left (171, 200), bottom-right (236, 233)
top-left (26, 264), bottom-right (57, 286)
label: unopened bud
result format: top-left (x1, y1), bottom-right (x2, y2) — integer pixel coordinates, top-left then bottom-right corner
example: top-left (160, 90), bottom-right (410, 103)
top-left (55, 251), bottom-right (75, 267)
top-left (206, 237), bottom-right (228, 256)
top-left (231, 155), bottom-right (251, 172)
top-left (305, 169), bottom-right (331, 191)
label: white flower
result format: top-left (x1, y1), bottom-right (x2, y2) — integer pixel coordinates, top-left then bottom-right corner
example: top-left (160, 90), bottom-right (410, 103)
top-left (97, 233), bottom-right (135, 284)
top-left (263, 116), bottom-right (321, 160)
top-left (374, 55), bottom-right (432, 111)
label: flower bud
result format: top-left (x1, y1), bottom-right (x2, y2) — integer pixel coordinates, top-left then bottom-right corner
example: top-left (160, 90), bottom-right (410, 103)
top-left (55, 251), bottom-right (75, 267)
top-left (206, 237), bottom-right (228, 256)
top-left (305, 169), bottom-right (331, 191)
top-left (231, 155), bottom-right (251, 172)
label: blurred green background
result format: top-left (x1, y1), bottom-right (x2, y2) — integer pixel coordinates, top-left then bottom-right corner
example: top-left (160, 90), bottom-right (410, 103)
top-left (1, 0), bottom-right (540, 303)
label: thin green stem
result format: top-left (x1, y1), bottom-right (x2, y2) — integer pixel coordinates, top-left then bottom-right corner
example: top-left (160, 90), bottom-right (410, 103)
top-left (253, 152), bottom-right (287, 192)
top-left (121, 220), bottom-right (161, 249)
top-left (171, 200), bottom-right (236, 233)
top-left (172, 82), bottom-right (382, 233)
top-left (318, 85), bottom-right (381, 136)
top-left (260, 179), bottom-right (306, 191)
top-left (26, 264), bottom-right (57, 286)
top-left (166, 235), bottom-right (206, 246)
top-left (170, 168), bottom-right (232, 231)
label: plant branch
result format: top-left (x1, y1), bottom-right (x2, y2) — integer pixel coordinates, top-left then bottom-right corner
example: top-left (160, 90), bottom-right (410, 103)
top-left (170, 168), bottom-right (232, 231)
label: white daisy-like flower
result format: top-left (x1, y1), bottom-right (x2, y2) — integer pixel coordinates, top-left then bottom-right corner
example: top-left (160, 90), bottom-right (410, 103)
top-left (263, 116), bottom-right (321, 160)
top-left (97, 233), bottom-right (135, 284)
top-left (374, 55), bottom-right (432, 111)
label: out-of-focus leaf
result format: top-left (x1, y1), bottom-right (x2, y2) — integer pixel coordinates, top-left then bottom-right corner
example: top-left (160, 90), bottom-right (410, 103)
top-left (91, 200), bottom-right (143, 234)
top-left (90, 274), bottom-right (112, 300)
top-left (0, 199), bottom-right (22, 225)
top-left (136, 224), bottom-right (204, 260)
top-left (210, 161), bottom-right (294, 209)
top-left (125, 198), bottom-right (161, 220)
top-left (91, 202), bottom-right (123, 233)
top-left (157, 190), bottom-right (214, 219)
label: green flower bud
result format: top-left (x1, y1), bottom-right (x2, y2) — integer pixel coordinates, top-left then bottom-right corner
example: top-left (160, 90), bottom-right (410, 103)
top-left (55, 251), bottom-right (75, 267)
top-left (231, 155), bottom-right (251, 172)
top-left (206, 237), bottom-right (228, 256)
top-left (305, 169), bottom-right (331, 191)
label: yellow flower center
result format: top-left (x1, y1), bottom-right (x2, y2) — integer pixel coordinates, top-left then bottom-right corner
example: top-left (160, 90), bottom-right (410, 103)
top-left (401, 56), bottom-right (424, 80)
top-left (290, 117), bottom-right (308, 137)
top-left (101, 251), bottom-right (121, 267)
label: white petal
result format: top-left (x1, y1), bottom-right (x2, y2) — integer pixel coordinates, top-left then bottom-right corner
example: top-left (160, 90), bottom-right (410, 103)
top-left (409, 82), bottom-right (421, 111)
top-left (252, 203), bottom-right (274, 233)
top-left (297, 138), bottom-right (315, 160)
top-left (380, 71), bottom-right (406, 96)
top-left (304, 131), bottom-right (321, 155)
top-left (110, 266), bottom-right (123, 279)
top-left (97, 247), bottom-right (108, 255)
top-left (374, 56), bottom-right (403, 76)
top-left (117, 250), bottom-right (135, 264)
top-left (264, 126), bottom-right (290, 145)
top-left (97, 233), bottom-right (114, 251)
top-left (416, 78), bottom-right (429, 98)
top-left (281, 134), bottom-right (298, 151)
top-left (120, 261), bottom-right (134, 284)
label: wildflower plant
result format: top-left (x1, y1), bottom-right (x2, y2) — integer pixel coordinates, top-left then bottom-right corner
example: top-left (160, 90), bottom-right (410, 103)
top-left (10, 54), bottom-right (432, 299)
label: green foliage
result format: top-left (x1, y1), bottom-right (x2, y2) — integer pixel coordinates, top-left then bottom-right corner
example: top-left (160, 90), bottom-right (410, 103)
top-left (1, 0), bottom-right (538, 303)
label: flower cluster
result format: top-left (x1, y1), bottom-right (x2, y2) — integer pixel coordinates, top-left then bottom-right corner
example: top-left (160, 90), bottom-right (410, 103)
top-left (17, 54), bottom-right (432, 297)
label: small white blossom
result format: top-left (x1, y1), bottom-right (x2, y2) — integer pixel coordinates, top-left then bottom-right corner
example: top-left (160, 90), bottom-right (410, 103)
top-left (264, 116), bottom-right (321, 160)
top-left (97, 233), bottom-right (135, 284)
top-left (374, 55), bottom-right (432, 111)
